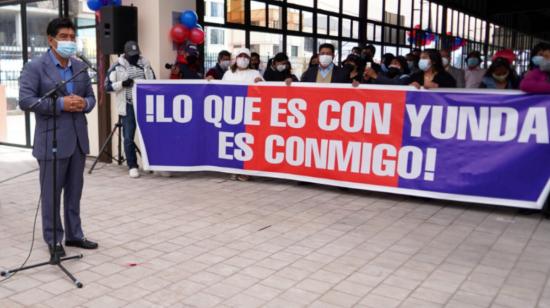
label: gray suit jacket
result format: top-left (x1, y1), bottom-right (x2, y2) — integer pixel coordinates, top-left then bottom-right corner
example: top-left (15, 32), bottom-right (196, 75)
top-left (19, 52), bottom-right (96, 160)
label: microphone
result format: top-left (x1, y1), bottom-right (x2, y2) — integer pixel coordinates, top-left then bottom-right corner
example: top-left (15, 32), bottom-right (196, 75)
top-left (77, 52), bottom-right (97, 72)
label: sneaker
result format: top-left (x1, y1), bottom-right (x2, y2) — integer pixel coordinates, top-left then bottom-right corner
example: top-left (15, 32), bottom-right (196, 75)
top-left (129, 168), bottom-right (140, 178)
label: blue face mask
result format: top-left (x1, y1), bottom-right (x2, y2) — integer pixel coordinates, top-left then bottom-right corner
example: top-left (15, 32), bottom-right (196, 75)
top-left (532, 55), bottom-right (544, 67)
top-left (55, 40), bottom-right (77, 58)
top-left (418, 59), bottom-right (431, 71)
top-left (467, 58), bottom-right (480, 67)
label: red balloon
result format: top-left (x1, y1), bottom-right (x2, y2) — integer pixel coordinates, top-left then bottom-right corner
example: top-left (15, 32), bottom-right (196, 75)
top-left (170, 24), bottom-right (189, 44)
top-left (177, 54), bottom-right (186, 64)
top-left (189, 28), bottom-right (204, 45)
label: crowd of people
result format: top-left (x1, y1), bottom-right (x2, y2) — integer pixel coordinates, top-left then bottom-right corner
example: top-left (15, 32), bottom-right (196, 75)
top-left (112, 40), bottom-right (550, 180)
top-left (170, 42), bottom-right (550, 94)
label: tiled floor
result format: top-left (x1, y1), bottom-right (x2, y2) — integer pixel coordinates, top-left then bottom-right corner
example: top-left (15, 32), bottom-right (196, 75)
top-left (1, 145), bottom-right (550, 308)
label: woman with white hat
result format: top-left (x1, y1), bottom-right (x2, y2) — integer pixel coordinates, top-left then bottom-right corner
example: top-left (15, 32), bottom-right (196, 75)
top-left (222, 48), bottom-right (263, 181)
top-left (222, 48), bottom-right (264, 83)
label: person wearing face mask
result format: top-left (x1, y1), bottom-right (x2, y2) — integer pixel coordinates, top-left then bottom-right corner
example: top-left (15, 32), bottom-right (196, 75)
top-left (405, 52), bottom-right (420, 74)
top-left (342, 54), bottom-right (363, 82)
top-left (300, 43), bottom-right (349, 83)
top-left (520, 43), bottom-right (550, 93)
top-left (360, 45), bottom-right (382, 73)
top-left (222, 48), bottom-right (264, 83)
top-left (19, 18), bottom-right (98, 255)
top-left (526, 43), bottom-right (547, 72)
top-left (440, 49), bottom-right (465, 88)
top-left (250, 52), bottom-right (264, 74)
top-left (380, 53), bottom-right (395, 74)
top-left (105, 41), bottom-right (156, 178)
top-left (176, 44), bottom-right (203, 79)
top-left (222, 48), bottom-right (264, 181)
top-left (479, 57), bottom-right (519, 90)
top-left (409, 49), bottom-right (456, 89)
top-left (464, 51), bottom-right (486, 88)
top-left (263, 52), bottom-right (298, 82)
top-left (358, 56), bottom-right (411, 86)
top-left (205, 50), bottom-right (231, 80)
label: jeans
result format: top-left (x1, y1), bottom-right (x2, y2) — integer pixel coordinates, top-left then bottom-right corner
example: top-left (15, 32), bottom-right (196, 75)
top-left (121, 103), bottom-right (138, 169)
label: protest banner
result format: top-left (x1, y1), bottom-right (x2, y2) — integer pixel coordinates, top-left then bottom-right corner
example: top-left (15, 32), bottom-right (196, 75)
top-left (134, 80), bottom-right (550, 209)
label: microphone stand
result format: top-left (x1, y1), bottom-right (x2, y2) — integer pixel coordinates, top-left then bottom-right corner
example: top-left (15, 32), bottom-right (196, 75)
top-left (1, 61), bottom-right (94, 288)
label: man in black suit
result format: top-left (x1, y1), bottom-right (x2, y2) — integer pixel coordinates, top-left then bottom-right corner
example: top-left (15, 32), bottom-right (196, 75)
top-left (300, 43), bottom-right (349, 83)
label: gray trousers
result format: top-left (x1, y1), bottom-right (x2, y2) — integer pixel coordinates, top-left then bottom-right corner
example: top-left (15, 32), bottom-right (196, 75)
top-left (38, 148), bottom-right (85, 245)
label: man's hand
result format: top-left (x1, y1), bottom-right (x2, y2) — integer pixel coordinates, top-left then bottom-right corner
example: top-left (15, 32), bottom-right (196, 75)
top-left (254, 77), bottom-right (263, 83)
top-left (363, 67), bottom-right (378, 80)
top-left (284, 77), bottom-right (293, 86)
top-left (205, 75), bottom-right (215, 81)
top-left (409, 81), bottom-right (422, 89)
top-left (63, 95), bottom-right (86, 112)
top-left (122, 78), bottom-right (134, 88)
top-left (352, 80), bottom-right (361, 88)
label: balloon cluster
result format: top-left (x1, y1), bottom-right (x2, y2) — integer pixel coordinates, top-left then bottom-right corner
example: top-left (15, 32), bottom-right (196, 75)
top-left (407, 25), bottom-right (436, 46)
top-left (170, 10), bottom-right (204, 45)
top-left (87, 0), bottom-right (121, 11)
top-left (450, 36), bottom-right (467, 51)
top-left (443, 32), bottom-right (467, 51)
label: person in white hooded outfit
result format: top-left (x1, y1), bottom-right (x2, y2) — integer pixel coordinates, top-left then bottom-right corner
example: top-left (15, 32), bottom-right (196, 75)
top-left (104, 41), bottom-right (155, 178)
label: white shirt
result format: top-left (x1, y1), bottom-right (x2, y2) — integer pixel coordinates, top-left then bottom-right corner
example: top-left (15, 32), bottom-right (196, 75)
top-left (222, 68), bottom-right (264, 83)
top-left (465, 67), bottom-right (486, 88)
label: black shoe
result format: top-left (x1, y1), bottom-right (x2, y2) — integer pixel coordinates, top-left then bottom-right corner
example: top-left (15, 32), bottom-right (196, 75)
top-left (48, 244), bottom-right (66, 257)
top-left (65, 238), bottom-right (98, 249)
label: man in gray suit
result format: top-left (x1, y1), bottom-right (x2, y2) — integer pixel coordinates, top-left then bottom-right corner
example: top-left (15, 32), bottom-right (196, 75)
top-left (19, 18), bottom-right (98, 257)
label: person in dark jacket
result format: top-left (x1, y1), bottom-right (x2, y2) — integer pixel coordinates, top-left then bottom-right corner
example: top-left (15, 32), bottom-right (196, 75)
top-left (358, 56), bottom-right (411, 86)
top-left (360, 44), bottom-right (382, 73)
top-left (263, 52), bottom-right (298, 82)
top-left (300, 43), bottom-right (349, 83)
top-left (409, 49), bottom-right (457, 89)
top-left (406, 52), bottom-right (420, 74)
top-left (205, 50), bottom-right (231, 80)
top-left (342, 54), bottom-right (363, 82)
top-left (174, 44), bottom-right (203, 79)
top-left (479, 57), bottom-right (519, 89)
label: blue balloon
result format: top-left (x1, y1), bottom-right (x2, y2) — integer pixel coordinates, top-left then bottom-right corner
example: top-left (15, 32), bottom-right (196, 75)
top-left (180, 10), bottom-right (198, 28)
top-left (111, 0), bottom-right (122, 5)
top-left (87, 0), bottom-right (103, 11)
top-left (195, 24), bottom-right (203, 30)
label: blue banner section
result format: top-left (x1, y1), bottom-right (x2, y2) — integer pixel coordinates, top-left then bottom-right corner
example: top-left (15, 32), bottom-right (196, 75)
top-left (400, 92), bottom-right (550, 202)
top-left (135, 83), bottom-right (248, 168)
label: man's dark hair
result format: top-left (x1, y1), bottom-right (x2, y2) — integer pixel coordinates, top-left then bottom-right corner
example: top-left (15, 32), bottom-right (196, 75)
top-left (273, 52), bottom-right (289, 62)
top-left (486, 57), bottom-right (511, 76)
top-left (363, 44), bottom-right (376, 54)
top-left (423, 49), bottom-right (445, 73)
top-left (217, 50), bottom-right (231, 61)
top-left (251, 52), bottom-right (260, 59)
top-left (319, 43), bottom-right (335, 54)
top-left (46, 18), bottom-right (76, 37)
